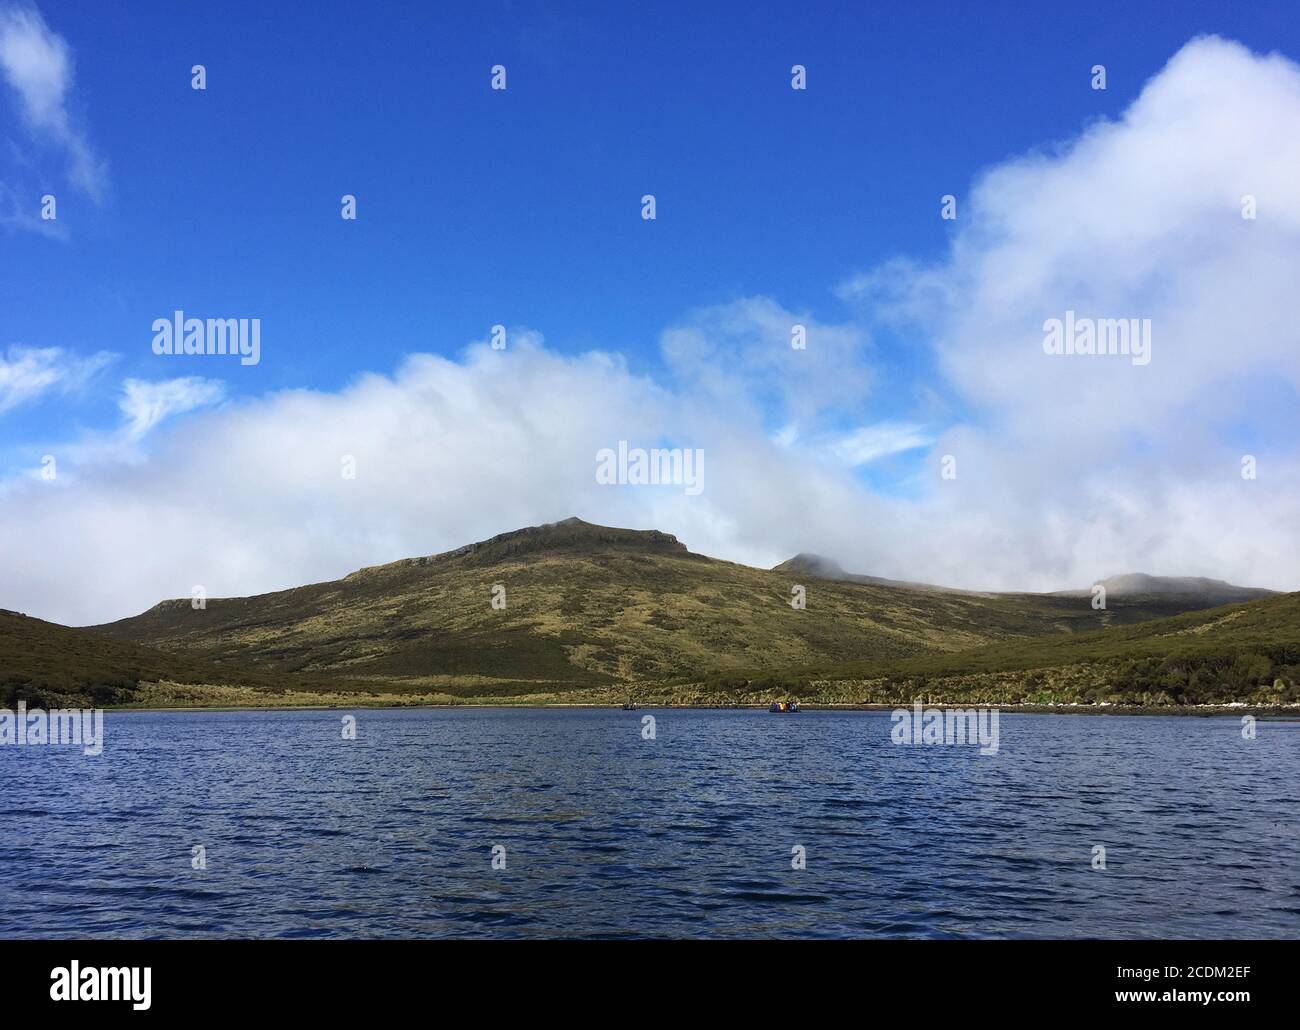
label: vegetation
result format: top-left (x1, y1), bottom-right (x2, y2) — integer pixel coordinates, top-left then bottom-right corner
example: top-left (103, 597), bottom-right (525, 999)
top-left (691, 592), bottom-right (1300, 706)
top-left (0, 609), bottom-right (271, 709)
top-left (4, 518), bottom-right (1295, 709)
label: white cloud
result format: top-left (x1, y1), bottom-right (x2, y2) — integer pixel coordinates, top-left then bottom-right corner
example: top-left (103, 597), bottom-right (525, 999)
top-left (827, 35), bottom-right (1300, 592)
top-left (0, 3), bottom-right (106, 200)
top-left (827, 422), bottom-right (930, 466)
top-left (0, 344), bottom-right (113, 412)
top-left (660, 296), bottom-right (872, 423)
top-left (119, 377), bottom-right (225, 440)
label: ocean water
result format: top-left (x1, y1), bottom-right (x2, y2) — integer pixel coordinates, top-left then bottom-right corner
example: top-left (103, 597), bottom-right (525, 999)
top-left (0, 708), bottom-right (1296, 939)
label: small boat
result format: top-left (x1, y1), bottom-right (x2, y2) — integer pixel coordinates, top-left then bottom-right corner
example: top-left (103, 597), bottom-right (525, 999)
top-left (622, 702), bottom-right (638, 711)
top-left (768, 701), bottom-right (800, 713)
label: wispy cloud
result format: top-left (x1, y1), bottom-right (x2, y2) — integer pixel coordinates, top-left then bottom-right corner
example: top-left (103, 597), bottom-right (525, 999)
top-left (4, 374), bottom-right (227, 477)
top-left (827, 422), bottom-right (931, 466)
top-left (119, 377), bottom-right (226, 440)
top-left (0, 344), bottom-right (113, 413)
top-left (0, 2), bottom-right (107, 202)
top-left (0, 176), bottom-right (64, 234)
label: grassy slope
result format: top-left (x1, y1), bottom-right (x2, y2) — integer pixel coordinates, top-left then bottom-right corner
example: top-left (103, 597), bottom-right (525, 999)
top-left (691, 592), bottom-right (1300, 707)
top-left (81, 518), bottom-right (1264, 703)
top-left (0, 610), bottom-right (276, 707)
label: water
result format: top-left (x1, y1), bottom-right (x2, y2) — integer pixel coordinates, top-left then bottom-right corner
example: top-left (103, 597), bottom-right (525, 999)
top-left (1, 708), bottom-right (1296, 939)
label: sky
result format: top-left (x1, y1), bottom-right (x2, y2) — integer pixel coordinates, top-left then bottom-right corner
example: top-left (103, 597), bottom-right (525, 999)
top-left (2, 0), bottom-right (1300, 625)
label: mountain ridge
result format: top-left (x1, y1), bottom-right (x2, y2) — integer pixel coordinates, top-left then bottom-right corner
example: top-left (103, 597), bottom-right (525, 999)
top-left (774, 552), bottom-right (1275, 603)
top-left (81, 517), bottom-right (1274, 699)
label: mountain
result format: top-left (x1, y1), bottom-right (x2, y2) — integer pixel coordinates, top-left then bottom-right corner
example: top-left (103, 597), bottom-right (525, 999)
top-left (1052, 573), bottom-right (1275, 604)
top-left (79, 517), bottom-right (1273, 704)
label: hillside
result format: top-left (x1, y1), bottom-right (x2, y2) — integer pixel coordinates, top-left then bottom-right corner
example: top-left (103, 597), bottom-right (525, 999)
top-left (82, 517), bottom-right (1273, 702)
top-left (0, 609), bottom-right (273, 708)
top-left (693, 591), bottom-right (1300, 707)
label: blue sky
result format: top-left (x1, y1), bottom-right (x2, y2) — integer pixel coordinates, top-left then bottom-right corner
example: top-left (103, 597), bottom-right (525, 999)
top-left (6, 0), bottom-right (1298, 438)
top-left (4, 1), bottom-right (1300, 623)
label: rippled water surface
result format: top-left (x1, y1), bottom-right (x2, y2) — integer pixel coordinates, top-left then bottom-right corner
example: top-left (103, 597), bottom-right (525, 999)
top-left (1, 708), bottom-right (1296, 938)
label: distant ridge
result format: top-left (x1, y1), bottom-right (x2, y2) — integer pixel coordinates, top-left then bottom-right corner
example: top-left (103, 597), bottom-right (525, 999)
top-left (771, 553), bottom-right (969, 594)
top-left (1053, 573), bottom-right (1275, 604)
top-left (772, 555), bottom-right (1275, 604)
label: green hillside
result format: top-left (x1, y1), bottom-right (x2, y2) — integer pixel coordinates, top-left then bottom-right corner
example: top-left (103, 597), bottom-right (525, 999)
top-left (0, 609), bottom-right (274, 708)
top-left (86, 518), bottom-right (1230, 700)
top-left (6, 518), bottom-right (1293, 708)
top-left (693, 592), bottom-right (1300, 707)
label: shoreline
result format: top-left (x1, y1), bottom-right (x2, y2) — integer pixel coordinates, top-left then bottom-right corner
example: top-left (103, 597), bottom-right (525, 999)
top-left (99, 701), bottom-right (1300, 717)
